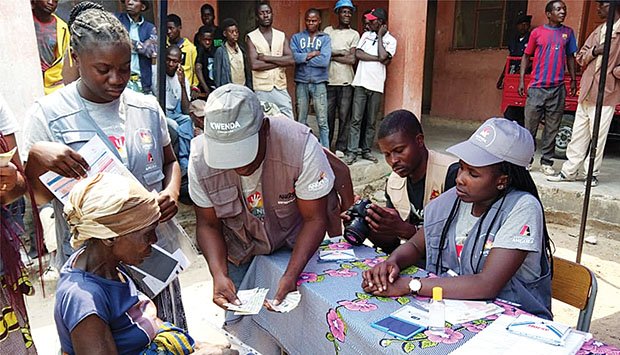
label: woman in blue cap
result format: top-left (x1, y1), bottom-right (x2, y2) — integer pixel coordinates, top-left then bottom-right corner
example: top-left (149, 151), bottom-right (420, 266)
top-left (362, 117), bottom-right (553, 319)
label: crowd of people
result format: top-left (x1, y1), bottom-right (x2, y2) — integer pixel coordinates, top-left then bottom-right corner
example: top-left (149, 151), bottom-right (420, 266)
top-left (0, 0), bottom-right (618, 353)
top-left (499, 0), bottom-right (620, 187)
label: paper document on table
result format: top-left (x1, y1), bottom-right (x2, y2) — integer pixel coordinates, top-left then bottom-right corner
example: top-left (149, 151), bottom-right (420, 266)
top-left (225, 288), bottom-right (269, 315)
top-left (507, 314), bottom-right (571, 346)
top-left (267, 291), bottom-right (301, 313)
top-left (318, 249), bottom-right (357, 262)
top-left (0, 147), bottom-right (16, 167)
top-left (443, 299), bottom-right (504, 324)
top-left (38, 135), bottom-right (135, 204)
top-left (449, 315), bottom-right (591, 355)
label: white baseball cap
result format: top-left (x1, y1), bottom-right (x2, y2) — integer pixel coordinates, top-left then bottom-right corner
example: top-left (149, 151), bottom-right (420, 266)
top-left (202, 84), bottom-right (265, 169)
top-left (446, 117), bottom-right (534, 168)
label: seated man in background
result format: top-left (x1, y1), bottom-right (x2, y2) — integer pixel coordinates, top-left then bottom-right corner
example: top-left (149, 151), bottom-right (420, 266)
top-left (193, 3), bottom-right (224, 49)
top-left (154, 45), bottom-right (193, 203)
top-left (195, 26), bottom-right (217, 98)
top-left (344, 110), bottom-right (458, 253)
top-left (189, 84), bottom-right (352, 308)
top-left (167, 13), bottom-right (198, 87)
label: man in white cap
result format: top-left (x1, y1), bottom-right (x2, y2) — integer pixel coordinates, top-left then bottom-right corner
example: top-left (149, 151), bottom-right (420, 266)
top-left (324, 0), bottom-right (360, 156)
top-left (344, 7), bottom-right (397, 165)
top-left (188, 84), bottom-right (348, 308)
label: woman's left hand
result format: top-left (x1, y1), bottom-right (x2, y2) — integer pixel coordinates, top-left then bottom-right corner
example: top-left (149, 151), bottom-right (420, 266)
top-left (157, 189), bottom-right (178, 222)
top-left (0, 163), bottom-right (18, 192)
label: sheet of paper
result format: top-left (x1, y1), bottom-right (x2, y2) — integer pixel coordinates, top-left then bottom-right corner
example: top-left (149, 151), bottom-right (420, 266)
top-left (0, 147), bottom-right (16, 167)
top-left (443, 299), bottom-right (504, 324)
top-left (449, 315), bottom-right (591, 355)
top-left (38, 135), bottom-right (136, 204)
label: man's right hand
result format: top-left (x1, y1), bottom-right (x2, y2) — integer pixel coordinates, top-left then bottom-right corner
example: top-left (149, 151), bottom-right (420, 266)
top-left (378, 24), bottom-right (388, 37)
top-left (365, 204), bottom-right (416, 240)
top-left (33, 142), bottom-right (89, 179)
top-left (362, 260), bottom-right (400, 293)
top-left (212, 275), bottom-right (241, 310)
top-left (518, 81), bottom-right (525, 97)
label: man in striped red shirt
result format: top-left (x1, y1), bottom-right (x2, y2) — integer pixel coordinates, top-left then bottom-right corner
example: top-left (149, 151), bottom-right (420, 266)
top-left (519, 0), bottom-right (578, 175)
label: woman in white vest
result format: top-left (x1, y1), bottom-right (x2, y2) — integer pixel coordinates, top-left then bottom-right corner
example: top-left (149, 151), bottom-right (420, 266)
top-left (362, 118), bottom-right (553, 319)
top-left (23, 2), bottom-right (187, 329)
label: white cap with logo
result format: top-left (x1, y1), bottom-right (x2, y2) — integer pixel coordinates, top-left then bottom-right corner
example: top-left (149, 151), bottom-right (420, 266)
top-left (446, 117), bottom-right (534, 168)
top-left (202, 84), bottom-right (265, 169)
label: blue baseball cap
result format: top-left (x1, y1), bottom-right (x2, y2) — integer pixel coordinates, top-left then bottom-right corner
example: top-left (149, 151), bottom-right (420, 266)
top-left (334, 0), bottom-right (355, 12)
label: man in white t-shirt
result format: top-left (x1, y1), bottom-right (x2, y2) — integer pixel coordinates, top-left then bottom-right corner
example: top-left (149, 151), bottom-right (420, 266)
top-left (188, 84), bottom-right (344, 308)
top-left (324, 0), bottom-right (360, 156)
top-left (344, 8), bottom-right (397, 165)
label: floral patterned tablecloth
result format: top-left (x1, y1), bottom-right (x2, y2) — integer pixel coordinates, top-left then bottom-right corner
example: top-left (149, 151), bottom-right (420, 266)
top-left (225, 240), bottom-right (619, 355)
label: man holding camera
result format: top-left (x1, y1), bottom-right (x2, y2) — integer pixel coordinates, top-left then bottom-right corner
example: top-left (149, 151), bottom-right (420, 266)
top-left (345, 110), bottom-right (458, 253)
top-left (189, 84), bottom-right (351, 309)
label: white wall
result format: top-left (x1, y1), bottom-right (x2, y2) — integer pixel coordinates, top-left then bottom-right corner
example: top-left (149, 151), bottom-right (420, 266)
top-left (0, 1), bottom-right (45, 137)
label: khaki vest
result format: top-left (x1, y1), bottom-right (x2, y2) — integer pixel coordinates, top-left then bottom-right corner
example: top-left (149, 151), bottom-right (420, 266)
top-left (247, 28), bottom-right (287, 91)
top-left (386, 150), bottom-right (457, 221)
top-left (190, 116), bottom-right (340, 265)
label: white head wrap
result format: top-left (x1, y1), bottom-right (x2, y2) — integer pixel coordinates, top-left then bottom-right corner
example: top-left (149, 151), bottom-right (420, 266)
top-left (64, 173), bottom-right (161, 248)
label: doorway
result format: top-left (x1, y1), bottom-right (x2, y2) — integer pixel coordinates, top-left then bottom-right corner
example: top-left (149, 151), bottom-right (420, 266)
top-left (218, 0), bottom-right (258, 43)
top-left (422, 0), bottom-right (438, 114)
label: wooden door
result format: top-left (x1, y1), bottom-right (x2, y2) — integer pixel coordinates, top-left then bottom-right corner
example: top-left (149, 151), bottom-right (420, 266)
top-left (580, 0), bottom-right (605, 44)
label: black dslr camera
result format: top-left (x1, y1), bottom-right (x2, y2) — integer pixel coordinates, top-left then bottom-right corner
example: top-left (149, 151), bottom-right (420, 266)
top-left (343, 198), bottom-right (372, 246)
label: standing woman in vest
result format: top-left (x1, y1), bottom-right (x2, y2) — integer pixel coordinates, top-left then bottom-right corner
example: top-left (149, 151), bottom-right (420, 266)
top-left (23, 2), bottom-right (186, 329)
top-left (362, 118), bottom-right (553, 319)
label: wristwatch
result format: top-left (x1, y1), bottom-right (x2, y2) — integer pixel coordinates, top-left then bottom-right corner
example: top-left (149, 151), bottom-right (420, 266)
top-left (408, 278), bottom-right (422, 295)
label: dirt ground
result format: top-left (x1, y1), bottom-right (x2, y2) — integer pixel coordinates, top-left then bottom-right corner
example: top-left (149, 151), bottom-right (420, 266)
top-left (24, 205), bottom-right (620, 353)
top-left (545, 215), bottom-right (620, 347)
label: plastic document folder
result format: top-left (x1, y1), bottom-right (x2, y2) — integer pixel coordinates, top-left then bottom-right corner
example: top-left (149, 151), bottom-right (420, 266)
top-left (449, 315), bottom-right (591, 355)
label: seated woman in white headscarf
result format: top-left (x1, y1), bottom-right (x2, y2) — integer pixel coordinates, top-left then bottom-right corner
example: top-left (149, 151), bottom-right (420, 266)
top-left (54, 173), bottom-right (237, 355)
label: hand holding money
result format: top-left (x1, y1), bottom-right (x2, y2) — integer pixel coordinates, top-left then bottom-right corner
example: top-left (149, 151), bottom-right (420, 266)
top-left (225, 288), bottom-right (269, 315)
top-left (266, 291), bottom-right (302, 313)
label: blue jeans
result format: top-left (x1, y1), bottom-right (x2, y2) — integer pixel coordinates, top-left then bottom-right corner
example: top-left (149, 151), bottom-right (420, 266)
top-left (256, 88), bottom-right (294, 119)
top-left (296, 82), bottom-right (330, 147)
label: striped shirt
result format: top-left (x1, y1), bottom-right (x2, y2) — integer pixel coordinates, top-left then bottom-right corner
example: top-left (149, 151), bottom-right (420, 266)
top-left (525, 24), bottom-right (577, 88)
